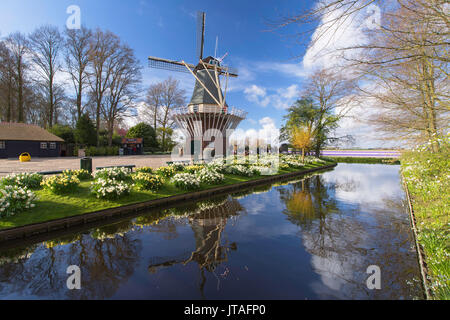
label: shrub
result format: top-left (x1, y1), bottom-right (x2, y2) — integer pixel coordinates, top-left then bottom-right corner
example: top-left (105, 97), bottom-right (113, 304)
top-left (196, 168), bottom-right (225, 185)
top-left (85, 146), bottom-right (119, 156)
top-left (93, 167), bottom-right (132, 182)
top-left (91, 178), bottom-right (133, 199)
top-left (132, 173), bottom-right (163, 191)
top-left (62, 169), bottom-right (92, 181)
top-left (136, 166), bottom-right (153, 174)
top-left (225, 165), bottom-right (254, 177)
top-left (171, 173), bottom-right (201, 190)
top-left (206, 162), bottom-right (227, 174)
top-left (279, 163), bottom-right (290, 170)
top-left (250, 166), bottom-right (276, 175)
top-left (0, 186), bottom-right (37, 218)
top-left (1, 173), bottom-right (43, 190)
top-left (184, 165), bottom-right (204, 174)
top-left (156, 166), bottom-right (177, 178)
top-left (41, 175), bottom-right (80, 194)
top-left (171, 163), bottom-right (185, 172)
top-left (127, 122), bottom-right (159, 150)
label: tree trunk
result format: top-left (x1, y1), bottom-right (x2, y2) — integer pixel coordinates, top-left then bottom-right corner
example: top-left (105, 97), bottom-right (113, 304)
top-left (96, 102), bottom-right (101, 147)
top-left (17, 58), bottom-right (24, 123)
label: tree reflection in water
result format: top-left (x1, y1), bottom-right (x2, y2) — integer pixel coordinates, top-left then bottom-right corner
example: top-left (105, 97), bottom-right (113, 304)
top-left (278, 173), bottom-right (422, 299)
top-left (147, 196), bottom-right (245, 298)
top-left (0, 196), bottom-right (244, 299)
top-left (0, 220), bottom-right (142, 299)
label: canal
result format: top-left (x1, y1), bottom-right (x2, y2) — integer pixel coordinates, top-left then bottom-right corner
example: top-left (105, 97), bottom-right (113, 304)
top-left (0, 163), bottom-right (423, 299)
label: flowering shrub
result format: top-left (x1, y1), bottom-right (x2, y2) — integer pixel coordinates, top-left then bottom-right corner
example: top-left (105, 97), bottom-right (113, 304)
top-left (1, 172), bottom-right (43, 189)
top-left (251, 166), bottom-right (276, 175)
top-left (132, 172), bottom-right (163, 191)
top-left (184, 165), bottom-right (204, 174)
top-left (225, 165), bottom-right (254, 177)
top-left (0, 185), bottom-right (37, 218)
top-left (62, 169), bottom-right (92, 181)
top-left (279, 163), bottom-right (290, 170)
top-left (196, 168), bottom-right (224, 185)
top-left (171, 164), bottom-right (185, 172)
top-left (136, 167), bottom-right (153, 174)
top-left (41, 175), bottom-right (80, 194)
top-left (171, 173), bottom-right (200, 190)
top-left (207, 162), bottom-right (227, 174)
top-left (92, 167), bottom-right (131, 182)
top-left (91, 178), bottom-right (133, 199)
top-left (304, 156), bottom-right (325, 164)
top-left (156, 165), bottom-right (177, 178)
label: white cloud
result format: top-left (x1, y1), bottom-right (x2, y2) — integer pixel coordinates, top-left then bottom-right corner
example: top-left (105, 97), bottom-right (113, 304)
top-left (230, 116), bottom-right (280, 146)
top-left (301, 2), bottom-right (376, 72)
top-left (243, 84), bottom-right (299, 110)
top-left (244, 85), bottom-right (266, 103)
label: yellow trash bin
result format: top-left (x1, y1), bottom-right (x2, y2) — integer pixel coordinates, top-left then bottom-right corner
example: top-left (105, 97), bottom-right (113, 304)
top-left (19, 152), bottom-right (31, 162)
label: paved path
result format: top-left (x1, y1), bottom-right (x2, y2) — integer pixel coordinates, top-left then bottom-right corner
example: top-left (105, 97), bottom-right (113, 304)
top-left (0, 155), bottom-right (183, 176)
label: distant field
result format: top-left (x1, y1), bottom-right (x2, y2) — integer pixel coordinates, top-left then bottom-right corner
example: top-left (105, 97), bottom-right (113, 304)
top-left (321, 150), bottom-right (401, 158)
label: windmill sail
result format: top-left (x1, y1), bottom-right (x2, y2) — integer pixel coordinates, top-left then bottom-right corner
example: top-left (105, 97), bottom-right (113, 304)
top-left (148, 56), bottom-right (195, 74)
top-left (196, 11), bottom-right (206, 61)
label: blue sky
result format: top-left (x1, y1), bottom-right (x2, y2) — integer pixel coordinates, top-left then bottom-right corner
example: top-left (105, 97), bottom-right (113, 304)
top-left (0, 0), bottom-right (389, 148)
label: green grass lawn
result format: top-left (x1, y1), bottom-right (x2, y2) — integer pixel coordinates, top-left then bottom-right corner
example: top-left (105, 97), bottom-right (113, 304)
top-left (401, 143), bottom-right (450, 300)
top-left (0, 162), bottom-right (331, 230)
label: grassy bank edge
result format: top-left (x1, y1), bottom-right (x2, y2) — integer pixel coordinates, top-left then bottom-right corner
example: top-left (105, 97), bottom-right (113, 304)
top-left (323, 156), bottom-right (400, 164)
top-left (401, 148), bottom-right (450, 300)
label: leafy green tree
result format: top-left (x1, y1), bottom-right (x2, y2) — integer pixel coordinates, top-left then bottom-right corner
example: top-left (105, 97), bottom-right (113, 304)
top-left (157, 127), bottom-right (176, 152)
top-left (282, 97), bottom-right (339, 157)
top-left (75, 113), bottom-right (97, 146)
top-left (48, 124), bottom-right (75, 144)
top-left (126, 122), bottom-right (159, 151)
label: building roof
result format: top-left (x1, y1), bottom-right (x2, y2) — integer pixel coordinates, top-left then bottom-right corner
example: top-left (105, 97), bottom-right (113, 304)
top-left (0, 122), bottom-right (64, 142)
top-left (189, 69), bottom-right (228, 107)
top-left (122, 138), bottom-right (143, 144)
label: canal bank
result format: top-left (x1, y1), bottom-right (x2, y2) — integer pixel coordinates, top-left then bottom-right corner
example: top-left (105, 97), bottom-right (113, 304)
top-left (0, 163), bottom-right (337, 243)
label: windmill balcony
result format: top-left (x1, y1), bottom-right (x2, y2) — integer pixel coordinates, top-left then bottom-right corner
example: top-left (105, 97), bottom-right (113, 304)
top-left (173, 105), bottom-right (247, 119)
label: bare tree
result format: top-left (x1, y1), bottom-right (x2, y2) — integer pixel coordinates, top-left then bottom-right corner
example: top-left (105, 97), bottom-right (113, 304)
top-left (29, 25), bottom-right (64, 128)
top-left (276, 0), bottom-right (449, 150)
top-left (302, 68), bottom-right (357, 155)
top-left (65, 26), bottom-right (92, 122)
top-left (87, 29), bottom-right (121, 146)
top-left (101, 43), bottom-right (142, 146)
top-left (4, 32), bottom-right (29, 123)
top-left (143, 82), bottom-right (164, 130)
top-left (158, 77), bottom-right (185, 151)
top-left (0, 41), bottom-right (15, 122)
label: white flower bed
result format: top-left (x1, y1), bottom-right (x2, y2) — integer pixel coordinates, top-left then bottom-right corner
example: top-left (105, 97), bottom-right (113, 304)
top-left (171, 173), bottom-right (201, 190)
top-left (251, 166), bottom-right (276, 175)
top-left (0, 185), bottom-right (37, 218)
top-left (196, 168), bottom-right (225, 184)
top-left (91, 178), bottom-right (133, 199)
top-left (92, 167), bottom-right (131, 181)
top-left (206, 161), bottom-right (227, 174)
top-left (1, 172), bottom-right (43, 189)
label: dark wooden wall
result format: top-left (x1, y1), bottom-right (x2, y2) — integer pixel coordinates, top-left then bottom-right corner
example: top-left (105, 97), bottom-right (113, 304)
top-left (0, 141), bottom-right (61, 158)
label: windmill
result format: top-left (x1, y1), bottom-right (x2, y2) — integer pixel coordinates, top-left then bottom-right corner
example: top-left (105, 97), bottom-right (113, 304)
top-left (148, 11), bottom-right (247, 159)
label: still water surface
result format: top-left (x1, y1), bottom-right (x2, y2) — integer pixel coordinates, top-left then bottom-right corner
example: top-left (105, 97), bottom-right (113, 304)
top-left (0, 164), bottom-right (423, 299)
